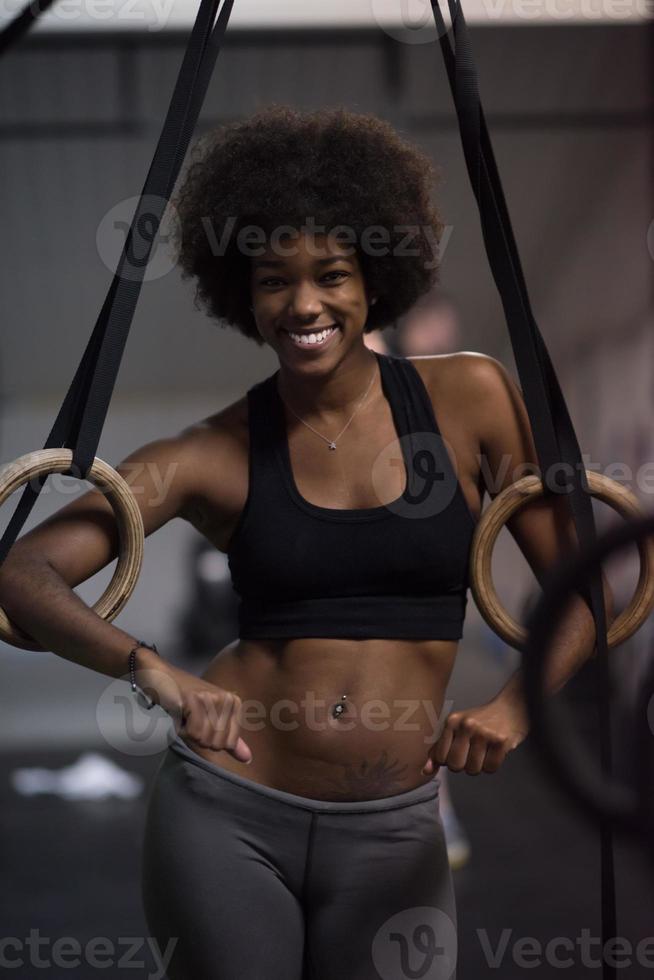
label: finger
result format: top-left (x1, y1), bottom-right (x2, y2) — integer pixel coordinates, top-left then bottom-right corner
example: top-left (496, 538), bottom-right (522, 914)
top-left (190, 691), bottom-right (229, 748)
top-left (464, 733), bottom-right (491, 775)
top-left (481, 737), bottom-right (511, 774)
top-left (222, 695), bottom-right (244, 752)
top-left (206, 692), bottom-right (238, 750)
top-left (175, 704), bottom-right (190, 734)
top-left (234, 735), bottom-right (253, 764)
top-left (179, 699), bottom-right (203, 743)
top-left (431, 724), bottom-right (455, 765)
top-left (220, 698), bottom-right (253, 763)
top-left (444, 724), bottom-right (473, 772)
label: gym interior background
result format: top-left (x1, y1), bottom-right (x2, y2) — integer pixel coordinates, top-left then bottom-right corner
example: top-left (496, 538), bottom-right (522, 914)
top-left (0, 7), bottom-right (652, 979)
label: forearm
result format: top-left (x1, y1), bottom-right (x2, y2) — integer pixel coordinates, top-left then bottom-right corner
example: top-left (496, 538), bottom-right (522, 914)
top-left (0, 555), bottom-right (166, 682)
top-left (493, 574), bottom-right (615, 718)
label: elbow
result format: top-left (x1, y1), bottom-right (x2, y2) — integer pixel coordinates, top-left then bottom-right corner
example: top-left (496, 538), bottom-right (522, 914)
top-left (0, 552), bottom-right (47, 611)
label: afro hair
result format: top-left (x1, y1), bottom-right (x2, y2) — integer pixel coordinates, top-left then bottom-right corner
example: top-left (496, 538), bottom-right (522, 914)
top-left (171, 104), bottom-right (446, 346)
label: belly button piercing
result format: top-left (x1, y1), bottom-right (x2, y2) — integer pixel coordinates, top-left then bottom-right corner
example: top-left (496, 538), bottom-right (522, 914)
top-left (331, 694), bottom-right (348, 719)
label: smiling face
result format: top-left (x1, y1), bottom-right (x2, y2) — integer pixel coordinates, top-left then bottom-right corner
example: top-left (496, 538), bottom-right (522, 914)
top-left (249, 230), bottom-right (376, 368)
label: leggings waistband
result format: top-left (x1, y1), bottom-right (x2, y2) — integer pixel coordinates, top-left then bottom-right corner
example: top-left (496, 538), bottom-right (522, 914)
top-left (168, 733), bottom-right (440, 814)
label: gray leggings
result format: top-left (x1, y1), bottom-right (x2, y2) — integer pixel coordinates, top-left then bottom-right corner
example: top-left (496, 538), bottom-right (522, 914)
top-left (141, 734), bottom-right (458, 980)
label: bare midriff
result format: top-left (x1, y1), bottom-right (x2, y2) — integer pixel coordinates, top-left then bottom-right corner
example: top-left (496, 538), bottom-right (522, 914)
top-left (177, 635), bottom-right (457, 802)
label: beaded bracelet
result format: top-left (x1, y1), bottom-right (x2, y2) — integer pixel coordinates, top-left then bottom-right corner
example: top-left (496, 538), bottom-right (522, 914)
top-left (128, 640), bottom-right (159, 711)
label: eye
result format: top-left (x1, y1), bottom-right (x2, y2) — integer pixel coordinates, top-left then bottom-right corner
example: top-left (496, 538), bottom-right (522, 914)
top-left (258, 270), bottom-right (349, 288)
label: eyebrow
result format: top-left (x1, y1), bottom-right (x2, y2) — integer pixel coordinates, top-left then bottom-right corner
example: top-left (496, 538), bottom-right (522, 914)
top-left (252, 255), bottom-right (355, 270)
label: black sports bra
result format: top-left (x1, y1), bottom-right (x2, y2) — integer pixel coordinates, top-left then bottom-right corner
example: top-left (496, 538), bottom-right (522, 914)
top-left (226, 351), bottom-right (477, 640)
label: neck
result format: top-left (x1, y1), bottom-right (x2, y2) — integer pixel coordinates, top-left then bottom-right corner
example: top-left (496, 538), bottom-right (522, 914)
top-left (276, 345), bottom-right (381, 421)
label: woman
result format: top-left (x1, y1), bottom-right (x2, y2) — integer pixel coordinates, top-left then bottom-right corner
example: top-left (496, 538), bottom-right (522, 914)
top-left (0, 105), bottom-right (608, 980)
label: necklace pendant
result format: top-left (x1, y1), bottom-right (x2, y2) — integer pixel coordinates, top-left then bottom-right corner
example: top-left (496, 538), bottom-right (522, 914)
top-left (328, 441), bottom-right (337, 450)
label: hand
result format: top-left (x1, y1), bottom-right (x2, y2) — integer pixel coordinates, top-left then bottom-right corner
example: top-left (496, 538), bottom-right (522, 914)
top-left (422, 697), bottom-right (529, 776)
top-left (134, 655), bottom-right (253, 765)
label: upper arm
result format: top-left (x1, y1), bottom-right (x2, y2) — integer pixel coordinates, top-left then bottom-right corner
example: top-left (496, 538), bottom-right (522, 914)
top-left (5, 427), bottom-right (206, 588)
top-left (465, 353), bottom-right (583, 587)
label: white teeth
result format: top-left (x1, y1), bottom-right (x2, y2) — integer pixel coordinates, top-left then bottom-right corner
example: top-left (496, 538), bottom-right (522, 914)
top-left (287, 326), bottom-right (336, 346)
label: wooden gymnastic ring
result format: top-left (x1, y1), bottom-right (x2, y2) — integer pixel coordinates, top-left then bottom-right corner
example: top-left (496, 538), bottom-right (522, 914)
top-left (470, 471), bottom-right (654, 651)
top-left (0, 449), bottom-right (144, 651)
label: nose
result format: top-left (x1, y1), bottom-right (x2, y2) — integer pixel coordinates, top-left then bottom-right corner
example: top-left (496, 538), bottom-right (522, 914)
top-left (286, 282), bottom-right (325, 319)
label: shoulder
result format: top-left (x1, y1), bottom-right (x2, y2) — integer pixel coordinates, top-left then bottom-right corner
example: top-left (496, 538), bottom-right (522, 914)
top-left (406, 351), bottom-right (532, 466)
top-left (409, 353), bottom-right (539, 492)
top-left (406, 351), bottom-right (517, 423)
top-left (161, 391), bottom-right (250, 528)
top-left (179, 391), bottom-right (249, 454)
top-left (127, 393), bottom-right (249, 494)
top-left (440, 353), bottom-right (529, 450)
top-left (406, 350), bottom-right (509, 390)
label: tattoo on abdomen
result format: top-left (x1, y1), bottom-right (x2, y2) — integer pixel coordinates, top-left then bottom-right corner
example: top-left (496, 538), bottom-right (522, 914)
top-left (322, 750), bottom-right (411, 800)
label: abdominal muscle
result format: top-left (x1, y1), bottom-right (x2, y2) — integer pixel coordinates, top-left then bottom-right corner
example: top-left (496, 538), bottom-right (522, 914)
top-left (177, 635), bottom-right (457, 802)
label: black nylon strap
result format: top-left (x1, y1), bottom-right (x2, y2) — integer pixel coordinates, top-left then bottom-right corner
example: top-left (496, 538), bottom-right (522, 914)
top-left (429, 2), bottom-right (616, 975)
top-left (0, 0), bottom-right (57, 56)
top-left (0, 0), bottom-right (235, 568)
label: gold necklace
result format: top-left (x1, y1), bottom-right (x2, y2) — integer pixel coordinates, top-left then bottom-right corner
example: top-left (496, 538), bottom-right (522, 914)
top-left (280, 364), bottom-right (378, 450)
